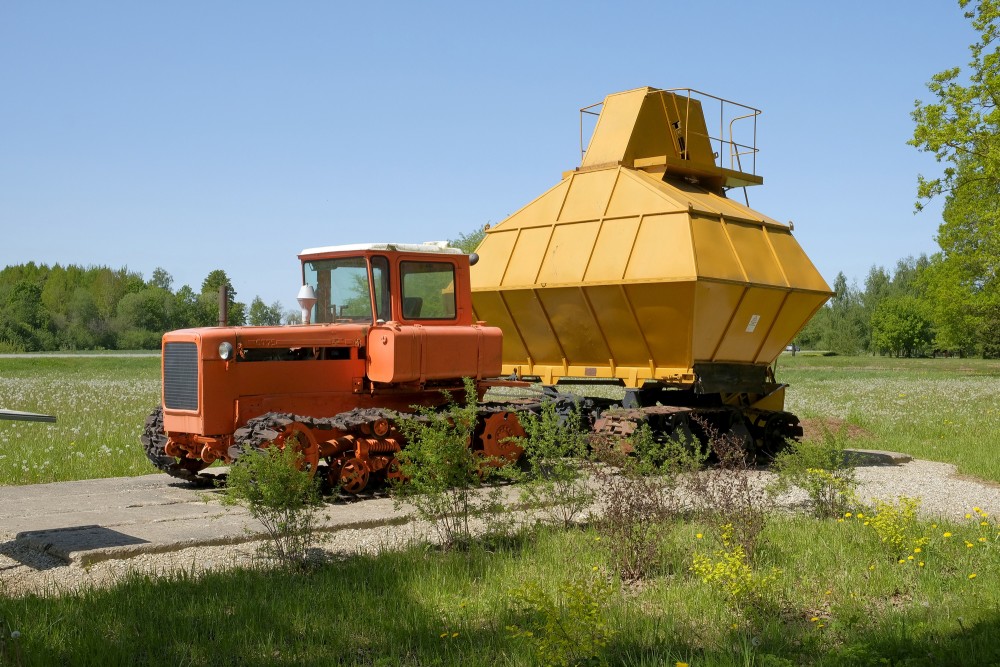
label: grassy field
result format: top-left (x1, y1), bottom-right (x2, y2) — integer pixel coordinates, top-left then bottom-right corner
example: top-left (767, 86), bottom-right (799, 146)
top-left (0, 357), bottom-right (161, 485)
top-left (778, 354), bottom-right (1000, 483)
top-left (1, 355), bottom-right (999, 666)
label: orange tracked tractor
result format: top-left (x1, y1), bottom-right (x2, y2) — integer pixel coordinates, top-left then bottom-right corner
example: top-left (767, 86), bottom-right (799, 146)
top-left (142, 242), bottom-right (528, 493)
top-left (141, 87), bottom-right (832, 492)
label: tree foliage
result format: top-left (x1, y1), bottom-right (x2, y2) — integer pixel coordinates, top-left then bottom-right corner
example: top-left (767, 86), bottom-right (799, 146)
top-left (910, 0), bottom-right (1000, 356)
top-left (0, 263), bottom-right (267, 351)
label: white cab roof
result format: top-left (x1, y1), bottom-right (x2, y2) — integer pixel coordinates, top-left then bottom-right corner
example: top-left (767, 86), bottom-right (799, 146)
top-left (299, 242), bottom-right (464, 256)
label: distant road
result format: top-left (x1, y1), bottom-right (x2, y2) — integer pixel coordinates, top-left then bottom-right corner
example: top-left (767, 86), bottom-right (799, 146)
top-left (0, 353), bottom-right (159, 358)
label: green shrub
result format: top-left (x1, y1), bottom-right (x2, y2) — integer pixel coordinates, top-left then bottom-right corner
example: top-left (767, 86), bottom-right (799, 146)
top-left (393, 378), bottom-right (513, 549)
top-left (221, 442), bottom-right (325, 568)
top-left (507, 572), bottom-right (617, 667)
top-left (518, 400), bottom-right (593, 529)
top-left (770, 428), bottom-right (857, 519)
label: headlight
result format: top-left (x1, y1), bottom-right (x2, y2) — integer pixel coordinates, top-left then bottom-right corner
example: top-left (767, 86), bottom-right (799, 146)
top-left (218, 342), bottom-right (234, 360)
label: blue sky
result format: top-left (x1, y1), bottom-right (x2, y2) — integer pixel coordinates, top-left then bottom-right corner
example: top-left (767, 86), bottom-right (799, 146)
top-left (1, 1), bottom-right (975, 311)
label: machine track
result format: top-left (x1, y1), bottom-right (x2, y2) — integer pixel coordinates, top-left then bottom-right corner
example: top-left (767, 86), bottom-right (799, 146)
top-left (140, 407), bottom-right (213, 485)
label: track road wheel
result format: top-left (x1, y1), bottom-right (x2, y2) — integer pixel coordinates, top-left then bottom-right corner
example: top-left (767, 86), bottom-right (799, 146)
top-left (140, 406), bottom-right (210, 484)
top-left (339, 458), bottom-right (371, 494)
top-left (272, 421), bottom-right (320, 474)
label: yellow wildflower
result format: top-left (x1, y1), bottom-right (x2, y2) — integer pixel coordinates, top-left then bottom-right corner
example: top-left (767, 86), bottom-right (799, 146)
top-left (969, 573), bottom-right (977, 580)
top-left (943, 532), bottom-right (952, 538)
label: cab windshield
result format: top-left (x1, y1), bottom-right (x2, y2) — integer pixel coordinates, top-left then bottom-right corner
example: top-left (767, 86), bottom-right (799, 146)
top-left (303, 256), bottom-right (390, 323)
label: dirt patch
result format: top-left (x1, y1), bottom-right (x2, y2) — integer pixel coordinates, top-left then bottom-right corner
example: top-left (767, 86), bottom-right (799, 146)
top-left (799, 417), bottom-right (873, 443)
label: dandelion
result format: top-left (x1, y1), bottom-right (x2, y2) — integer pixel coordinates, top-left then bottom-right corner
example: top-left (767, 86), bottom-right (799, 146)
top-left (965, 541), bottom-right (974, 549)
top-left (677, 663), bottom-right (690, 667)
top-left (914, 547), bottom-right (922, 553)
top-left (966, 513), bottom-right (973, 519)
top-left (979, 537), bottom-right (987, 543)
top-left (974, 507), bottom-right (982, 513)
top-left (919, 562), bottom-right (925, 567)
top-left (592, 566), bottom-right (599, 571)
top-left (810, 617), bottom-right (819, 622)
top-left (452, 632), bottom-right (459, 638)
top-left (844, 512), bottom-right (853, 518)
top-left (440, 632), bottom-right (448, 638)
top-left (969, 573), bottom-right (977, 580)
top-left (696, 533), bottom-right (703, 539)
top-left (943, 532), bottom-right (952, 538)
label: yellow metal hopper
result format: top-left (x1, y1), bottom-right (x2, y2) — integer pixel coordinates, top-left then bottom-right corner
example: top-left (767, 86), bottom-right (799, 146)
top-left (471, 87), bottom-right (832, 391)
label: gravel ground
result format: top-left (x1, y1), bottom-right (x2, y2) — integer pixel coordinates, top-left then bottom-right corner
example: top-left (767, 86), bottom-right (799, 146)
top-left (1, 458), bottom-right (998, 598)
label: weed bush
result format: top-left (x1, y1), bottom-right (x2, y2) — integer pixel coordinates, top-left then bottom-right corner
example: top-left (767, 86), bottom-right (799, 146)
top-left (221, 442), bottom-right (325, 568)
top-left (690, 524), bottom-right (783, 628)
top-left (863, 495), bottom-right (928, 561)
top-left (507, 572), bottom-right (617, 667)
top-left (592, 424), bottom-right (706, 580)
top-left (687, 421), bottom-right (770, 560)
top-left (517, 400), bottom-right (593, 529)
top-left (770, 427), bottom-right (857, 519)
top-left (393, 379), bottom-right (512, 549)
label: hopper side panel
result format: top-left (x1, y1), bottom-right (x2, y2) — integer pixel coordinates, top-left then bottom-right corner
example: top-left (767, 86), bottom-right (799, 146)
top-left (766, 229), bottom-right (834, 293)
top-left (755, 291), bottom-right (832, 363)
top-left (624, 213), bottom-right (696, 281)
top-left (502, 227), bottom-right (553, 288)
top-left (726, 222), bottom-right (787, 287)
top-left (713, 287), bottom-right (785, 362)
top-left (558, 169), bottom-right (619, 222)
top-left (535, 288), bottom-right (610, 366)
top-left (691, 215), bottom-right (745, 282)
top-left (471, 291), bottom-right (529, 365)
top-left (624, 282), bottom-right (695, 371)
top-left (470, 230), bottom-right (518, 290)
top-left (500, 289), bottom-right (564, 367)
top-left (537, 221), bottom-right (601, 285)
top-left (692, 281), bottom-right (746, 360)
top-left (583, 217), bottom-right (641, 283)
top-left (583, 285), bottom-right (653, 367)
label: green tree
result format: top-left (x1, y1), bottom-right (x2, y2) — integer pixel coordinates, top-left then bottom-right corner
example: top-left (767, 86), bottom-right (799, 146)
top-left (449, 226), bottom-right (487, 254)
top-left (911, 0), bottom-right (1000, 356)
top-left (910, 0), bottom-right (1000, 206)
top-left (869, 296), bottom-right (934, 358)
top-left (199, 270), bottom-right (246, 326)
top-left (248, 297), bottom-right (284, 326)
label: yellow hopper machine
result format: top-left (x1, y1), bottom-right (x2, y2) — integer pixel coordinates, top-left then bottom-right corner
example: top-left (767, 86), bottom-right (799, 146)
top-left (471, 87), bottom-right (832, 453)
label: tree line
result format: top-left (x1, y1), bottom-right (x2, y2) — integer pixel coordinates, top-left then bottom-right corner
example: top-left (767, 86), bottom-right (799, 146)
top-left (795, 255), bottom-right (998, 358)
top-left (0, 263), bottom-right (286, 352)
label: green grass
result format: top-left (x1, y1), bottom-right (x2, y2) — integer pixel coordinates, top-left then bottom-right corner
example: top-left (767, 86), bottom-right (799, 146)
top-left (1, 355), bottom-right (1000, 665)
top-left (778, 355), bottom-right (1000, 483)
top-left (2, 514), bottom-right (999, 666)
top-left (0, 357), bottom-right (161, 484)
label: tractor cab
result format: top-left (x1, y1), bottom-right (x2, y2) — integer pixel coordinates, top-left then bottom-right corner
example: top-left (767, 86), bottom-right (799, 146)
top-left (297, 242), bottom-right (470, 327)
top-left (296, 243), bottom-right (502, 385)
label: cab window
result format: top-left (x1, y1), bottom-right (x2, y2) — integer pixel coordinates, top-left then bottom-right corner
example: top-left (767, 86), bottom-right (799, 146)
top-left (303, 257), bottom-right (373, 323)
top-left (400, 261), bottom-right (456, 320)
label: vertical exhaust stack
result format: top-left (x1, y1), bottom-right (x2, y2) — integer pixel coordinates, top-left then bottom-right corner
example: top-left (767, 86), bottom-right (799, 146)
top-left (470, 87), bottom-right (832, 389)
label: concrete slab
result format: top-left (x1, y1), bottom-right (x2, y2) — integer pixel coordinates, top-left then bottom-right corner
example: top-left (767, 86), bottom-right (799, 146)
top-left (0, 472), bottom-right (420, 566)
top-left (845, 449), bottom-right (913, 466)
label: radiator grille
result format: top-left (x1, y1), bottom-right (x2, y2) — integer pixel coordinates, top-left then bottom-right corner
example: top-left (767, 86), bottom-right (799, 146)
top-left (163, 342), bottom-right (199, 411)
